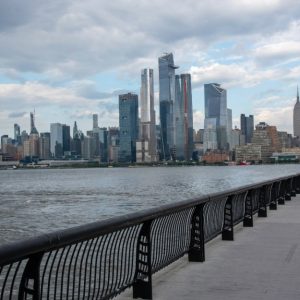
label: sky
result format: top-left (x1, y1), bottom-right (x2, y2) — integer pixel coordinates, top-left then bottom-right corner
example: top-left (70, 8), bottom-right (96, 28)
top-left (1, 0), bottom-right (300, 137)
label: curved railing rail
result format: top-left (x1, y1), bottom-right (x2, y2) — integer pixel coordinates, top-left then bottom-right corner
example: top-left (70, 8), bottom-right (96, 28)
top-left (1, 174), bottom-right (300, 299)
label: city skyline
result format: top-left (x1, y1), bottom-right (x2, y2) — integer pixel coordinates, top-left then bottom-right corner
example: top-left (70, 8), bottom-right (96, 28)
top-left (1, 1), bottom-right (300, 136)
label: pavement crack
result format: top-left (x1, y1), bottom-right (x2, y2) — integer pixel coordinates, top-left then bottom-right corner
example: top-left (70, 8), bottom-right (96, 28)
top-left (285, 243), bottom-right (298, 263)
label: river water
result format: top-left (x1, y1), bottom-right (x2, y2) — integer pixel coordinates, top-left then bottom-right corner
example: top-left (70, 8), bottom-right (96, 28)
top-left (0, 165), bottom-right (299, 245)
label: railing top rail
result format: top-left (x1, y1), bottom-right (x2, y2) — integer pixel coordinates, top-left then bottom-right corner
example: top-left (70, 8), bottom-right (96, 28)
top-left (0, 173), bottom-right (298, 266)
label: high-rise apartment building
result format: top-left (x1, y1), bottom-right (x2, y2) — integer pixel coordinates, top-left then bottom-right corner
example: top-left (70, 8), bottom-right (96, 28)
top-left (14, 124), bottom-right (21, 144)
top-left (39, 132), bottom-right (50, 159)
top-left (159, 53), bottom-right (178, 160)
top-left (203, 83), bottom-right (228, 151)
top-left (240, 114), bottom-right (254, 143)
top-left (93, 114), bottom-right (99, 129)
top-left (50, 123), bottom-right (63, 157)
top-left (174, 73), bottom-right (194, 160)
top-left (119, 93), bottom-right (138, 162)
top-left (137, 68), bottom-right (157, 162)
top-left (293, 87), bottom-right (300, 137)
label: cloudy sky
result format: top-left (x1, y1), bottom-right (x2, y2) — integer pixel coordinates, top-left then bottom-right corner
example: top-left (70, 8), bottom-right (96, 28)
top-left (1, 0), bottom-right (300, 137)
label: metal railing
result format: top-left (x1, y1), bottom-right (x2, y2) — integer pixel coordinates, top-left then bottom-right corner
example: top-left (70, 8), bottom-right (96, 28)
top-left (0, 174), bottom-right (300, 299)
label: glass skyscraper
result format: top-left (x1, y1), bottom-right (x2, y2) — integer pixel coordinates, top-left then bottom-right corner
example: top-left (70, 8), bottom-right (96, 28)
top-left (175, 74), bottom-right (194, 160)
top-left (240, 114), bottom-right (254, 143)
top-left (139, 68), bottom-right (157, 161)
top-left (119, 93), bottom-right (138, 162)
top-left (159, 53), bottom-right (178, 160)
top-left (204, 83), bottom-right (228, 150)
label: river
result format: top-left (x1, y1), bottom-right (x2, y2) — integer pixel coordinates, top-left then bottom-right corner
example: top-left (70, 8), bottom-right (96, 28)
top-left (0, 165), bottom-right (299, 245)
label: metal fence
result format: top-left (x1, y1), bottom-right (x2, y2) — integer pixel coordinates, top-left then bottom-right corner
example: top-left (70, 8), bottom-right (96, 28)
top-left (0, 174), bottom-right (299, 300)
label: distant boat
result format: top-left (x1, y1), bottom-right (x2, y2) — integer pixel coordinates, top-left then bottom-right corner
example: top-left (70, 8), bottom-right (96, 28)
top-left (239, 161), bottom-right (251, 166)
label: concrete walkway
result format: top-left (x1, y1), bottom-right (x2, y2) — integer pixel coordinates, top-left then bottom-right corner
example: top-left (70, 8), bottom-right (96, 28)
top-left (118, 196), bottom-right (300, 300)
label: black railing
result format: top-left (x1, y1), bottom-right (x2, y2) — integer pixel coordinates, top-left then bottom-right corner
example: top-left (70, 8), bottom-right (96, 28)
top-left (0, 174), bottom-right (300, 299)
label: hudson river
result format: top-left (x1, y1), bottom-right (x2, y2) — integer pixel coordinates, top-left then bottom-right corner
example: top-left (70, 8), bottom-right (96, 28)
top-left (0, 165), bottom-right (299, 245)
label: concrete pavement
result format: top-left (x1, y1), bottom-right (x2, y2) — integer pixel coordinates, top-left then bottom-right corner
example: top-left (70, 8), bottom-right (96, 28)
top-left (118, 196), bottom-right (300, 300)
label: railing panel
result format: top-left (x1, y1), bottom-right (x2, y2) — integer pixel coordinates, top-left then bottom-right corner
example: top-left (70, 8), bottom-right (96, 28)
top-left (204, 197), bottom-right (227, 242)
top-left (151, 208), bottom-right (194, 273)
top-left (232, 192), bottom-right (247, 225)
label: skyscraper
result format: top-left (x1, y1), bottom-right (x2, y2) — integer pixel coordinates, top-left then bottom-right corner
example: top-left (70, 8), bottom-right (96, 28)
top-left (240, 114), bottom-right (254, 143)
top-left (30, 112), bottom-right (38, 134)
top-left (293, 86), bottom-right (300, 137)
top-left (137, 68), bottom-right (157, 162)
top-left (39, 132), bottom-right (51, 159)
top-left (93, 114), bottom-right (98, 129)
top-left (204, 83), bottom-right (228, 150)
top-left (62, 124), bottom-right (71, 154)
top-left (159, 53), bottom-right (178, 160)
top-left (175, 73), bottom-right (194, 160)
top-left (50, 123), bottom-right (63, 157)
top-left (119, 93), bottom-right (138, 162)
top-left (14, 124), bottom-right (21, 144)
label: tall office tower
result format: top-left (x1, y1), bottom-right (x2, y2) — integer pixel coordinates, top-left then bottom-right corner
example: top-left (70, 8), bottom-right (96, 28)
top-left (293, 86), bottom-right (300, 137)
top-left (62, 124), bottom-right (71, 154)
top-left (204, 83), bottom-right (228, 150)
top-left (240, 114), bottom-right (254, 143)
top-left (108, 127), bottom-right (120, 162)
top-left (39, 132), bottom-right (50, 159)
top-left (14, 124), bottom-right (21, 144)
top-left (227, 108), bottom-right (232, 150)
top-left (159, 53), bottom-right (179, 160)
top-left (50, 123), bottom-right (63, 157)
top-left (119, 93), bottom-right (138, 162)
top-left (174, 73), bottom-right (194, 160)
top-left (137, 68), bottom-right (157, 162)
top-left (30, 112), bottom-right (38, 134)
top-left (93, 114), bottom-right (99, 129)
top-left (73, 121), bottom-right (78, 138)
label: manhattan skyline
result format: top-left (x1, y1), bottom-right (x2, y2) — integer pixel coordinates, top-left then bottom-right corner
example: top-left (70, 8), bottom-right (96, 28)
top-left (1, 1), bottom-right (300, 136)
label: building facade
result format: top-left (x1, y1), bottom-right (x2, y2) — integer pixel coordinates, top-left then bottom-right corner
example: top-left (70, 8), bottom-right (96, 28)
top-left (174, 73), bottom-right (194, 160)
top-left (137, 68), bottom-right (157, 162)
top-left (119, 93), bottom-right (138, 162)
top-left (204, 83), bottom-right (228, 151)
top-left (159, 53), bottom-right (178, 160)
top-left (240, 114), bottom-right (254, 144)
top-left (293, 87), bottom-right (300, 137)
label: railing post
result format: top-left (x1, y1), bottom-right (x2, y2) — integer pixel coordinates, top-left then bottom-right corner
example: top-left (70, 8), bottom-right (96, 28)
top-left (243, 190), bottom-right (253, 227)
top-left (285, 179), bottom-right (291, 200)
top-left (258, 186), bottom-right (267, 217)
top-left (291, 177), bottom-right (297, 197)
top-left (295, 175), bottom-right (300, 194)
top-left (222, 195), bottom-right (234, 241)
top-left (278, 181), bottom-right (285, 205)
top-left (133, 220), bottom-right (153, 299)
top-left (189, 203), bottom-right (205, 262)
top-left (269, 183), bottom-right (277, 210)
top-left (18, 252), bottom-right (44, 300)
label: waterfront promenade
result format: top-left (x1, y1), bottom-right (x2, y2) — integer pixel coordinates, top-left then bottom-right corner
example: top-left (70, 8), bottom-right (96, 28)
top-left (119, 196), bottom-right (300, 300)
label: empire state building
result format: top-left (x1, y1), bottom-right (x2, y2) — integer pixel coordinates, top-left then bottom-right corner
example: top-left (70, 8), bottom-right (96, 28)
top-left (293, 86), bottom-right (300, 137)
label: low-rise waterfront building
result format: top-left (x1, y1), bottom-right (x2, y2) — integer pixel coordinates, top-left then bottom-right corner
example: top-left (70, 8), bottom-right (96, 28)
top-left (235, 144), bottom-right (262, 163)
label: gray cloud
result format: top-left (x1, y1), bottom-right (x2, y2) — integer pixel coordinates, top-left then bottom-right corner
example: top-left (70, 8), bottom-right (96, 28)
top-left (0, 0), bottom-right (300, 79)
top-left (8, 111), bottom-right (27, 118)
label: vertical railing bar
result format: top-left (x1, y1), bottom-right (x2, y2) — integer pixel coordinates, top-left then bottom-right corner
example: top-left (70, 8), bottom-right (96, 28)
top-left (9, 261), bottom-right (22, 300)
top-left (92, 235), bottom-right (108, 300)
top-left (59, 244), bottom-right (72, 300)
top-left (97, 232), bottom-right (114, 299)
top-left (81, 238), bottom-right (95, 299)
top-left (47, 248), bottom-right (59, 299)
top-left (40, 251), bottom-right (52, 299)
top-left (77, 240), bottom-right (91, 299)
top-left (53, 247), bottom-right (66, 300)
top-left (1, 264), bottom-right (12, 300)
top-left (85, 237), bottom-right (100, 300)
top-left (71, 242), bottom-right (84, 299)
top-left (65, 243), bottom-right (78, 299)
top-left (108, 230), bottom-right (122, 295)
